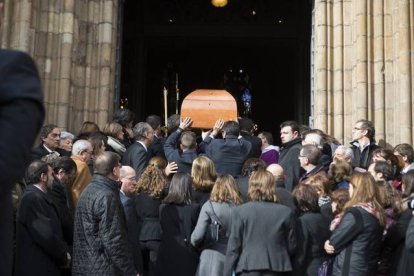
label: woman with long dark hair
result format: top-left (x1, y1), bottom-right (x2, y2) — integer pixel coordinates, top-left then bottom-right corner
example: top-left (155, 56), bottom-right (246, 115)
top-left (292, 184), bottom-right (330, 276)
top-left (224, 170), bottom-right (296, 276)
top-left (156, 173), bottom-right (200, 276)
top-left (324, 172), bottom-right (384, 276)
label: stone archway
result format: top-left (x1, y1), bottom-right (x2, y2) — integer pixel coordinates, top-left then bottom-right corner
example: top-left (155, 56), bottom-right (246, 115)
top-left (2, 0), bottom-right (414, 147)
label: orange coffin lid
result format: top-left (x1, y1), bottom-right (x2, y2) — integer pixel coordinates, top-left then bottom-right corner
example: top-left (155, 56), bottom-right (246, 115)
top-left (180, 89), bottom-right (238, 129)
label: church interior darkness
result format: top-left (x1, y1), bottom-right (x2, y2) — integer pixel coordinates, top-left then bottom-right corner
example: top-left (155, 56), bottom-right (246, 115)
top-left (120, 0), bottom-right (312, 143)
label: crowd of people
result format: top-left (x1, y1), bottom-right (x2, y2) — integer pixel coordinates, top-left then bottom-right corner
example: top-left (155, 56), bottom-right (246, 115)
top-left (10, 111), bottom-right (414, 276)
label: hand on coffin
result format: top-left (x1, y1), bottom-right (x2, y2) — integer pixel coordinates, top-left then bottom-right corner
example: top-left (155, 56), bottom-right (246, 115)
top-left (179, 117), bottom-right (192, 130)
top-left (211, 119), bottom-right (224, 137)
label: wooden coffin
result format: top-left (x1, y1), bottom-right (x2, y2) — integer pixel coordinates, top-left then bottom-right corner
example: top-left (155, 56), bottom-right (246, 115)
top-left (181, 89), bottom-right (238, 129)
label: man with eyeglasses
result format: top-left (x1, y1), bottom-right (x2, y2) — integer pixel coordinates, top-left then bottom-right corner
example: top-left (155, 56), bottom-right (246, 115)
top-left (73, 152), bottom-right (140, 275)
top-left (120, 166), bottom-right (143, 275)
top-left (350, 119), bottom-right (380, 171)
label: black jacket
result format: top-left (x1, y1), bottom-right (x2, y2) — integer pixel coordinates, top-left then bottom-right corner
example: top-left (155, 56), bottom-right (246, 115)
top-left (0, 49), bottom-right (45, 276)
top-left (224, 201), bottom-right (297, 275)
top-left (122, 141), bottom-right (150, 178)
top-left (330, 207), bottom-right (383, 276)
top-left (164, 129), bottom-right (198, 174)
top-left (350, 141), bottom-right (380, 170)
top-left (72, 174), bottom-right (137, 275)
top-left (199, 134), bottom-right (252, 177)
top-left (148, 135), bottom-right (166, 160)
top-left (380, 209), bottom-right (414, 276)
top-left (31, 144), bottom-right (67, 161)
top-left (135, 192), bottom-right (164, 241)
top-left (279, 137), bottom-right (303, 191)
top-left (293, 212), bottom-right (330, 276)
top-left (156, 203), bottom-right (200, 276)
top-left (120, 193), bottom-right (144, 274)
top-left (240, 132), bottom-right (262, 158)
top-left (15, 185), bottom-right (69, 276)
top-left (48, 178), bottom-right (74, 247)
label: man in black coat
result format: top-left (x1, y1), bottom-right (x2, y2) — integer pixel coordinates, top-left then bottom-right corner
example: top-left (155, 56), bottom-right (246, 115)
top-left (120, 166), bottom-right (144, 275)
top-left (31, 124), bottom-right (68, 160)
top-left (146, 114), bottom-right (166, 159)
top-left (0, 46), bottom-right (45, 275)
top-left (278, 120), bottom-right (303, 191)
top-left (239, 117), bottom-right (262, 158)
top-left (15, 160), bottom-right (71, 275)
top-left (164, 117), bottom-right (197, 174)
top-left (48, 157), bottom-right (77, 249)
top-left (266, 164), bottom-right (298, 214)
top-left (122, 122), bottom-right (154, 178)
top-left (72, 152), bottom-right (138, 275)
top-left (350, 119), bottom-right (380, 171)
top-left (199, 119), bottom-right (252, 177)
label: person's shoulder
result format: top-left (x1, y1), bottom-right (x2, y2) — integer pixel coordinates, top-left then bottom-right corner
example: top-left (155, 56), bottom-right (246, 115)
top-left (0, 49), bottom-right (32, 63)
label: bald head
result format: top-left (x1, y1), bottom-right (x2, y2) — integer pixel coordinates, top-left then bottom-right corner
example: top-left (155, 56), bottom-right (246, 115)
top-left (120, 166), bottom-right (135, 180)
top-left (120, 166), bottom-right (137, 195)
top-left (266, 164), bottom-right (285, 184)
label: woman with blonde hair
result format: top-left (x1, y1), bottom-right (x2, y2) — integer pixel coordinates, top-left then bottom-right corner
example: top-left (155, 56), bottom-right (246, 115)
top-left (224, 170), bottom-right (296, 276)
top-left (191, 174), bottom-right (242, 275)
top-left (134, 157), bottom-right (170, 275)
top-left (324, 172), bottom-right (384, 276)
top-left (191, 156), bottom-right (217, 205)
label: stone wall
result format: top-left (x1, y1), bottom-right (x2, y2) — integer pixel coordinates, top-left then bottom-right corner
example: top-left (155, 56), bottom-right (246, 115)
top-left (314, 0), bottom-right (414, 146)
top-left (2, 0), bottom-right (414, 146)
top-left (0, 0), bottom-right (119, 132)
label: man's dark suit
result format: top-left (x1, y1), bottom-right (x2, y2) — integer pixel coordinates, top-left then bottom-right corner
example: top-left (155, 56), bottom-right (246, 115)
top-left (240, 132), bottom-right (262, 158)
top-left (148, 135), bottom-right (166, 160)
top-left (199, 134), bottom-right (252, 177)
top-left (31, 143), bottom-right (68, 161)
top-left (0, 49), bottom-right (44, 276)
top-left (122, 141), bottom-right (149, 178)
top-left (120, 193), bottom-right (144, 274)
top-left (15, 185), bottom-right (69, 275)
top-left (164, 129), bottom-right (197, 174)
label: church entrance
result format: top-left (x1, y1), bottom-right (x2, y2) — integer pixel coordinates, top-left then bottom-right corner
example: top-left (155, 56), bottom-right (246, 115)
top-left (119, 0), bottom-right (312, 142)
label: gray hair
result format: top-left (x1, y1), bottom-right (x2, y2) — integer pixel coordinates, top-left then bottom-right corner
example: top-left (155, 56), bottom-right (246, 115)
top-left (72, 139), bottom-right (91, 155)
top-left (304, 133), bottom-right (322, 148)
top-left (336, 145), bottom-right (354, 161)
top-left (60, 131), bottom-right (75, 140)
top-left (132, 122), bottom-right (152, 141)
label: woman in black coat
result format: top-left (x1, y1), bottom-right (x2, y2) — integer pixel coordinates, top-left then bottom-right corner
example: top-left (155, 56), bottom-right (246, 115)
top-left (324, 172), bottom-right (384, 276)
top-left (292, 184), bottom-right (330, 276)
top-left (224, 170), bottom-right (297, 276)
top-left (156, 173), bottom-right (200, 276)
top-left (135, 157), bottom-right (170, 276)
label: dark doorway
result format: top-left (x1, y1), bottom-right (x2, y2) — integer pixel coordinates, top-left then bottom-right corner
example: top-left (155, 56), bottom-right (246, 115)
top-left (120, 0), bottom-right (312, 142)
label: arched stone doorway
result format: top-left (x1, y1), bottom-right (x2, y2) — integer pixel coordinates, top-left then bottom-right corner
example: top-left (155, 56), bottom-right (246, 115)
top-left (119, 0), bottom-right (312, 140)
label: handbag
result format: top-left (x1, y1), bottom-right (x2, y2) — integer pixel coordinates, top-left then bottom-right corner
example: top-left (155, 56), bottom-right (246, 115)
top-left (318, 257), bottom-right (333, 276)
top-left (202, 201), bottom-right (224, 248)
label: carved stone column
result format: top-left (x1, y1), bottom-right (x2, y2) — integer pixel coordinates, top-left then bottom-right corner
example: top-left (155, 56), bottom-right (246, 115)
top-left (0, 0), bottom-right (119, 132)
top-left (314, 0), bottom-right (414, 146)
